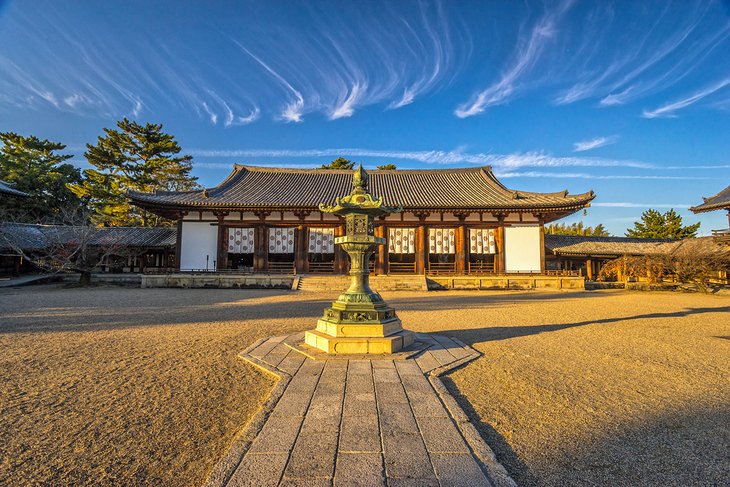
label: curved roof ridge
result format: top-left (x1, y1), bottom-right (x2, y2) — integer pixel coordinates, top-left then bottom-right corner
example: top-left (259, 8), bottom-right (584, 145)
top-left (233, 164), bottom-right (490, 174)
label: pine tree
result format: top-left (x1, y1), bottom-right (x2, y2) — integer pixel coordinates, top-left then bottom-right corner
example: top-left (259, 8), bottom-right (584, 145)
top-left (625, 209), bottom-right (700, 239)
top-left (544, 222), bottom-right (610, 236)
top-left (0, 132), bottom-right (82, 221)
top-left (70, 118), bottom-right (198, 226)
top-left (376, 164), bottom-right (397, 170)
top-left (321, 157), bottom-right (355, 170)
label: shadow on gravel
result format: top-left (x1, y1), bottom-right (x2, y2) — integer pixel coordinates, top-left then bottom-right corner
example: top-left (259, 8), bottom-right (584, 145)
top-left (438, 306), bottom-right (730, 344)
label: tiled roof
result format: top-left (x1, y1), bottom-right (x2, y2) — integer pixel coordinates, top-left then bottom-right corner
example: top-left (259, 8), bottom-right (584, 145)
top-left (690, 183), bottom-right (730, 213)
top-left (544, 234), bottom-right (677, 256)
top-left (0, 180), bottom-right (28, 197)
top-left (129, 165), bottom-right (595, 212)
top-left (0, 223), bottom-right (176, 252)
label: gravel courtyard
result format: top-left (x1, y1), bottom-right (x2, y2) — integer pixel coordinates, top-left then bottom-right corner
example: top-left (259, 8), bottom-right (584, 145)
top-left (0, 285), bottom-right (728, 486)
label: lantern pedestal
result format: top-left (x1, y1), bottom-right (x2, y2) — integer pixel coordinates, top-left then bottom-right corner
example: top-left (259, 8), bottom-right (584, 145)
top-left (304, 167), bottom-right (414, 355)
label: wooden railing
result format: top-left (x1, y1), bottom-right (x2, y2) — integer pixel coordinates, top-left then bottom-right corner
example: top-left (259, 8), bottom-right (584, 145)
top-left (467, 261), bottom-right (495, 274)
top-left (308, 261), bottom-right (335, 273)
top-left (428, 262), bottom-right (457, 275)
top-left (546, 269), bottom-right (582, 277)
top-left (388, 262), bottom-right (417, 274)
top-left (712, 229), bottom-right (730, 243)
top-left (267, 261), bottom-right (295, 274)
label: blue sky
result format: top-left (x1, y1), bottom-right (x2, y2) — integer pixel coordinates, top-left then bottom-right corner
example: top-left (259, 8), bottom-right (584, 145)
top-left (1, 0), bottom-right (730, 235)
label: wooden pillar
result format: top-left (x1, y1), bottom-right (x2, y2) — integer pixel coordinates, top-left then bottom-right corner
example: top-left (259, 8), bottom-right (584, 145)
top-left (496, 226), bottom-right (505, 274)
top-left (375, 224), bottom-right (386, 275)
top-left (335, 223), bottom-right (348, 274)
top-left (175, 217), bottom-right (183, 271)
top-left (455, 224), bottom-right (466, 274)
top-left (539, 220), bottom-right (546, 274)
top-left (295, 224), bottom-right (307, 274)
top-left (586, 258), bottom-right (594, 280)
top-left (416, 225), bottom-right (426, 274)
top-left (216, 213), bottom-right (228, 271)
top-left (254, 224), bottom-right (268, 272)
top-left (253, 212), bottom-right (270, 273)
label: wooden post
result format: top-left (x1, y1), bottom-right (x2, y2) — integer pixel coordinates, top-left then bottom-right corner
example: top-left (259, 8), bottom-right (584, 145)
top-left (175, 217), bottom-right (183, 271)
top-left (586, 258), bottom-right (594, 280)
top-left (216, 213), bottom-right (227, 271)
top-left (415, 225), bottom-right (426, 274)
top-left (496, 226), bottom-right (505, 274)
top-left (539, 220), bottom-right (546, 274)
top-left (295, 224), bottom-right (307, 274)
top-left (454, 213), bottom-right (469, 274)
top-left (331, 223), bottom-right (343, 273)
top-left (254, 224), bottom-right (268, 272)
top-left (374, 224), bottom-right (386, 275)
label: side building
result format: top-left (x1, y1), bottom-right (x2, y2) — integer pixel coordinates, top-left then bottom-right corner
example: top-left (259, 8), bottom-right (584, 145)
top-left (690, 182), bottom-right (730, 244)
top-left (129, 165), bottom-right (595, 275)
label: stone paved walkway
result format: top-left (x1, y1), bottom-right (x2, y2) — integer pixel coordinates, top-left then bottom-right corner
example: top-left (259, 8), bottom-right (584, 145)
top-left (207, 333), bottom-right (514, 487)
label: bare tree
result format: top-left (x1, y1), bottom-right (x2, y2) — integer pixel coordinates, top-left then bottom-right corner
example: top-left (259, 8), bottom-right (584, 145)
top-left (1, 206), bottom-right (131, 285)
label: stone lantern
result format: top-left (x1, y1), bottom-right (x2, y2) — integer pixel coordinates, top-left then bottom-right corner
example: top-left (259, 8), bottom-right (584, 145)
top-left (304, 165), bottom-right (415, 354)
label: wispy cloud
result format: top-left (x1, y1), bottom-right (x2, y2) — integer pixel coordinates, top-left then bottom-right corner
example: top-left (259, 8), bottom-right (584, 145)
top-left (573, 135), bottom-right (618, 152)
top-left (592, 202), bottom-right (691, 208)
top-left (642, 78), bottom-right (730, 118)
top-left (188, 147), bottom-right (661, 170)
top-left (494, 171), bottom-right (711, 180)
top-left (455, 1), bottom-right (573, 118)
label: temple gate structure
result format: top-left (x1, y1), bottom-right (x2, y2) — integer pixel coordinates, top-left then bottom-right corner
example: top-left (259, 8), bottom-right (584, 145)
top-left (129, 165), bottom-right (595, 276)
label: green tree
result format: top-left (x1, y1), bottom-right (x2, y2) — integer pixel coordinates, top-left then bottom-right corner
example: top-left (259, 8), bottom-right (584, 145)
top-left (70, 118), bottom-right (198, 226)
top-left (625, 209), bottom-right (700, 239)
top-left (321, 157), bottom-right (355, 170)
top-left (545, 222), bottom-right (610, 236)
top-left (376, 163), bottom-right (397, 170)
top-left (0, 132), bottom-right (82, 221)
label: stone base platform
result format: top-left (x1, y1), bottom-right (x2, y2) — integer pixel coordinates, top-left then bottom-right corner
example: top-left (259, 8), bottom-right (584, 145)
top-left (204, 332), bottom-right (516, 487)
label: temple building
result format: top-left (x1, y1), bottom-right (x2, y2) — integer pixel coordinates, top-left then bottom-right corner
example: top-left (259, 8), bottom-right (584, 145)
top-left (129, 165), bottom-right (595, 275)
top-left (690, 182), bottom-right (730, 244)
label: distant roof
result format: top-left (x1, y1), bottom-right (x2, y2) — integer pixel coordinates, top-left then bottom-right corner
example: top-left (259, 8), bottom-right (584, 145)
top-left (690, 183), bottom-right (730, 213)
top-left (129, 165), bottom-right (595, 216)
top-left (0, 223), bottom-right (176, 253)
top-left (544, 234), bottom-right (676, 257)
top-left (0, 180), bottom-right (28, 198)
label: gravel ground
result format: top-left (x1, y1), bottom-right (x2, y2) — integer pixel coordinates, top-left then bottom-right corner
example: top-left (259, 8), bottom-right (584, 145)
top-left (0, 285), bottom-right (728, 486)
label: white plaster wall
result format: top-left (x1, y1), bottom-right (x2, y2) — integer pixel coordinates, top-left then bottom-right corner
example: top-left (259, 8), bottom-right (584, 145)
top-left (504, 225), bottom-right (541, 273)
top-left (180, 221), bottom-right (219, 270)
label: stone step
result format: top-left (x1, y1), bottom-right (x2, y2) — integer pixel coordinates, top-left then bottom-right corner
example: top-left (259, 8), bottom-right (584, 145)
top-left (297, 274), bottom-right (428, 292)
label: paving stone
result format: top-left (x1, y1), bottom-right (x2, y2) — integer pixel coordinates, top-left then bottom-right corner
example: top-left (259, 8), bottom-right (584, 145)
top-left (285, 428), bottom-right (339, 479)
top-left (380, 430), bottom-right (434, 481)
top-left (430, 453), bottom-right (492, 486)
top-left (347, 359), bottom-right (371, 374)
top-left (250, 336), bottom-right (287, 359)
top-left (427, 342), bottom-right (458, 367)
top-left (378, 405), bottom-right (418, 434)
top-left (343, 390), bottom-right (377, 417)
top-left (402, 389), bottom-right (447, 419)
top-left (280, 477), bottom-right (333, 487)
top-left (226, 334), bottom-right (496, 487)
top-left (416, 416), bottom-right (470, 453)
top-left (414, 351), bottom-right (441, 374)
top-left (333, 452), bottom-right (385, 486)
top-left (228, 452), bottom-right (289, 486)
top-left (339, 414), bottom-right (381, 453)
top-left (393, 360), bottom-right (422, 376)
top-left (262, 341), bottom-right (294, 368)
top-left (386, 478), bottom-right (439, 487)
top-left (432, 335), bottom-right (472, 361)
top-left (278, 350), bottom-right (308, 375)
top-left (247, 415), bottom-right (304, 453)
